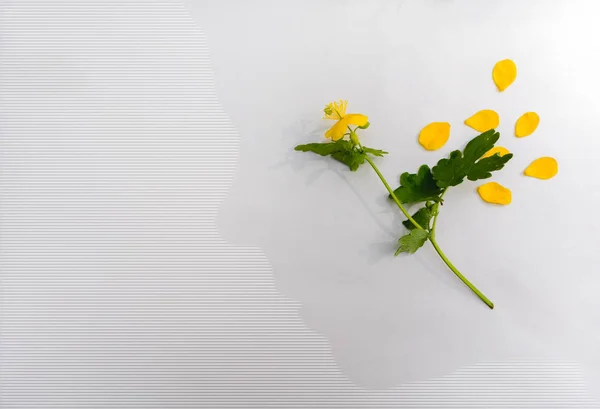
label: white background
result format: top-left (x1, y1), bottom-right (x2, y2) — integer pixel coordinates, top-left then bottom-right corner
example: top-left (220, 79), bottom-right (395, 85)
top-left (2, 0), bottom-right (600, 407)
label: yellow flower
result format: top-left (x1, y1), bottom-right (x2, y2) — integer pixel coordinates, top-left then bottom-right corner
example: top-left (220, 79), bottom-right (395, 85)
top-left (323, 100), bottom-right (369, 141)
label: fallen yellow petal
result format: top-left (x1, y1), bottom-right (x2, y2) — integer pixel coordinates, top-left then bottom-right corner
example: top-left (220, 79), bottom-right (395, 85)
top-left (515, 112), bottom-right (540, 137)
top-left (418, 122), bottom-right (450, 151)
top-left (524, 157), bottom-right (558, 180)
top-left (477, 182), bottom-right (512, 205)
top-left (482, 146), bottom-right (510, 159)
top-left (465, 110), bottom-right (500, 132)
top-left (492, 59), bottom-right (517, 92)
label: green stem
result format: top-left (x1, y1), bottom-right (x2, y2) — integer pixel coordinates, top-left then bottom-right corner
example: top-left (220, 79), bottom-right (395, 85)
top-left (428, 237), bottom-right (494, 309)
top-left (363, 155), bottom-right (423, 230)
top-left (430, 190), bottom-right (446, 236)
top-left (364, 155), bottom-right (494, 309)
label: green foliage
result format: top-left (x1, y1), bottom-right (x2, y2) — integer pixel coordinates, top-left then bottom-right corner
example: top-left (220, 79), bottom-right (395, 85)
top-left (402, 202), bottom-right (436, 231)
top-left (392, 129), bottom-right (512, 259)
top-left (294, 109), bottom-right (508, 308)
top-left (395, 229), bottom-right (430, 255)
top-left (331, 149), bottom-right (366, 171)
top-left (294, 140), bottom-right (387, 172)
top-left (391, 165), bottom-right (443, 204)
top-left (432, 129), bottom-right (512, 188)
top-left (294, 140), bottom-right (352, 156)
top-left (467, 153), bottom-right (513, 181)
top-left (361, 146), bottom-right (387, 157)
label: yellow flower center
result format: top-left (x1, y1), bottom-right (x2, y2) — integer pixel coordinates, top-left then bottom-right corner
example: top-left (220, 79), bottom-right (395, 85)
top-left (323, 100), bottom-right (348, 120)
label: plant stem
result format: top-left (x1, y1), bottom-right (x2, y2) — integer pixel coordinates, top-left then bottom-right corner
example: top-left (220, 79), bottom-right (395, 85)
top-left (363, 155), bottom-right (494, 309)
top-left (430, 190), bottom-right (446, 236)
top-left (428, 237), bottom-right (494, 309)
top-left (363, 156), bottom-right (423, 230)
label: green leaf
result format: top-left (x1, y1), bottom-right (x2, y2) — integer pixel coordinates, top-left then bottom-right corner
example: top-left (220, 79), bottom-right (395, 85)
top-left (432, 129), bottom-right (511, 188)
top-left (362, 146), bottom-right (388, 157)
top-left (395, 229), bottom-right (430, 255)
top-left (431, 150), bottom-right (464, 188)
top-left (467, 153), bottom-right (514, 181)
top-left (294, 140), bottom-right (351, 156)
top-left (295, 140), bottom-right (388, 172)
top-left (331, 149), bottom-right (365, 171)
top-left (391, 165), bottom-right (444, 204)
top-left (463, 129), bottom-right (500, 163)
top-left (294, 140), bottom-right (360, 171)
top-left (402, 206), bottom-right (434, 231)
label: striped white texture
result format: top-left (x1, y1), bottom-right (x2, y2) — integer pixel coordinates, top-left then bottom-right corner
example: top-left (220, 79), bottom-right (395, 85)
top-left (0, 0), bottom-right (598, 408)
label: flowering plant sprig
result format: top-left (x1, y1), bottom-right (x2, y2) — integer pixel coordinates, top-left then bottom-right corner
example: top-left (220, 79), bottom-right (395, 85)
top-left (295, 100), bottom-right (514, 309)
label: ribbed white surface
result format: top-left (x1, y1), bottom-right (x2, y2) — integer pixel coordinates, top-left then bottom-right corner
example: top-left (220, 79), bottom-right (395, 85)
top-left (1, 0), bottom-right (598, 407)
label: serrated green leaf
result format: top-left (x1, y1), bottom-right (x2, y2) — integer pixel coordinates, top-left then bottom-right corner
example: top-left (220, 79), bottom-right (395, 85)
top-left (463, 129), bottom-right (500, 162)
top-left (295, 140), bottom-right (369, 172)
top-left (331, 149), bottom-right (365, 171)
top-left (362, 146), bottom-right (388, 157)
top-left (294, 140), bottom-right (351, 156)
top-left (431, 150), bottom-right (464, 188)
top-left (402, 206), bottom-right (434, 231)
top-left (391, 165), bottom-right (443, 204)
top-left (432, 129), bottom-right (511, 188)
top-left (395, 229), bottom-right (430, 255)
top-left (467, 153), bottom-right (514, 181)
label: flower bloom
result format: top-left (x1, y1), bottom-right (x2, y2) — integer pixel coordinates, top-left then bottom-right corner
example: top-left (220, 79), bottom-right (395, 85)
top-left (323, 100), bottom-right (368, 141)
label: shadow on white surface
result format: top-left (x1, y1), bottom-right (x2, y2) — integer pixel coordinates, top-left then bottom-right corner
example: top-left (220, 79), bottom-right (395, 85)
top-left (191, 0), bottom-right (600, 398)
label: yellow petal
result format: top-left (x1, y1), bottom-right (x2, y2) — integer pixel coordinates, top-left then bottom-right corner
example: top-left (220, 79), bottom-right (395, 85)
top-left (324, 114), bottom-right (369, 141)
top-left (515, 112), bottom-right (540, 137)
top-left (482, 146), bottom-right (510, 159)
top-left (477, 182), bottom-right (512, 205)
top-left (325, 118), bottom-right (349, 141)
top-left (465, 110), bottom-right (500, 132)
top-left (492, 59), bottom-right (517, 92)
top-left (418, 122), bottom-right (450, 151)
top-left (524, 157), bottom-right (558, 180)
top-left (344, 113), bottom-right (369, 127)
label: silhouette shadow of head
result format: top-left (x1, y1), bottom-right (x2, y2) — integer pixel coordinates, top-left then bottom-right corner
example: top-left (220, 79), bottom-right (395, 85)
top-left (187, 0), bottom-right (600, 395)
